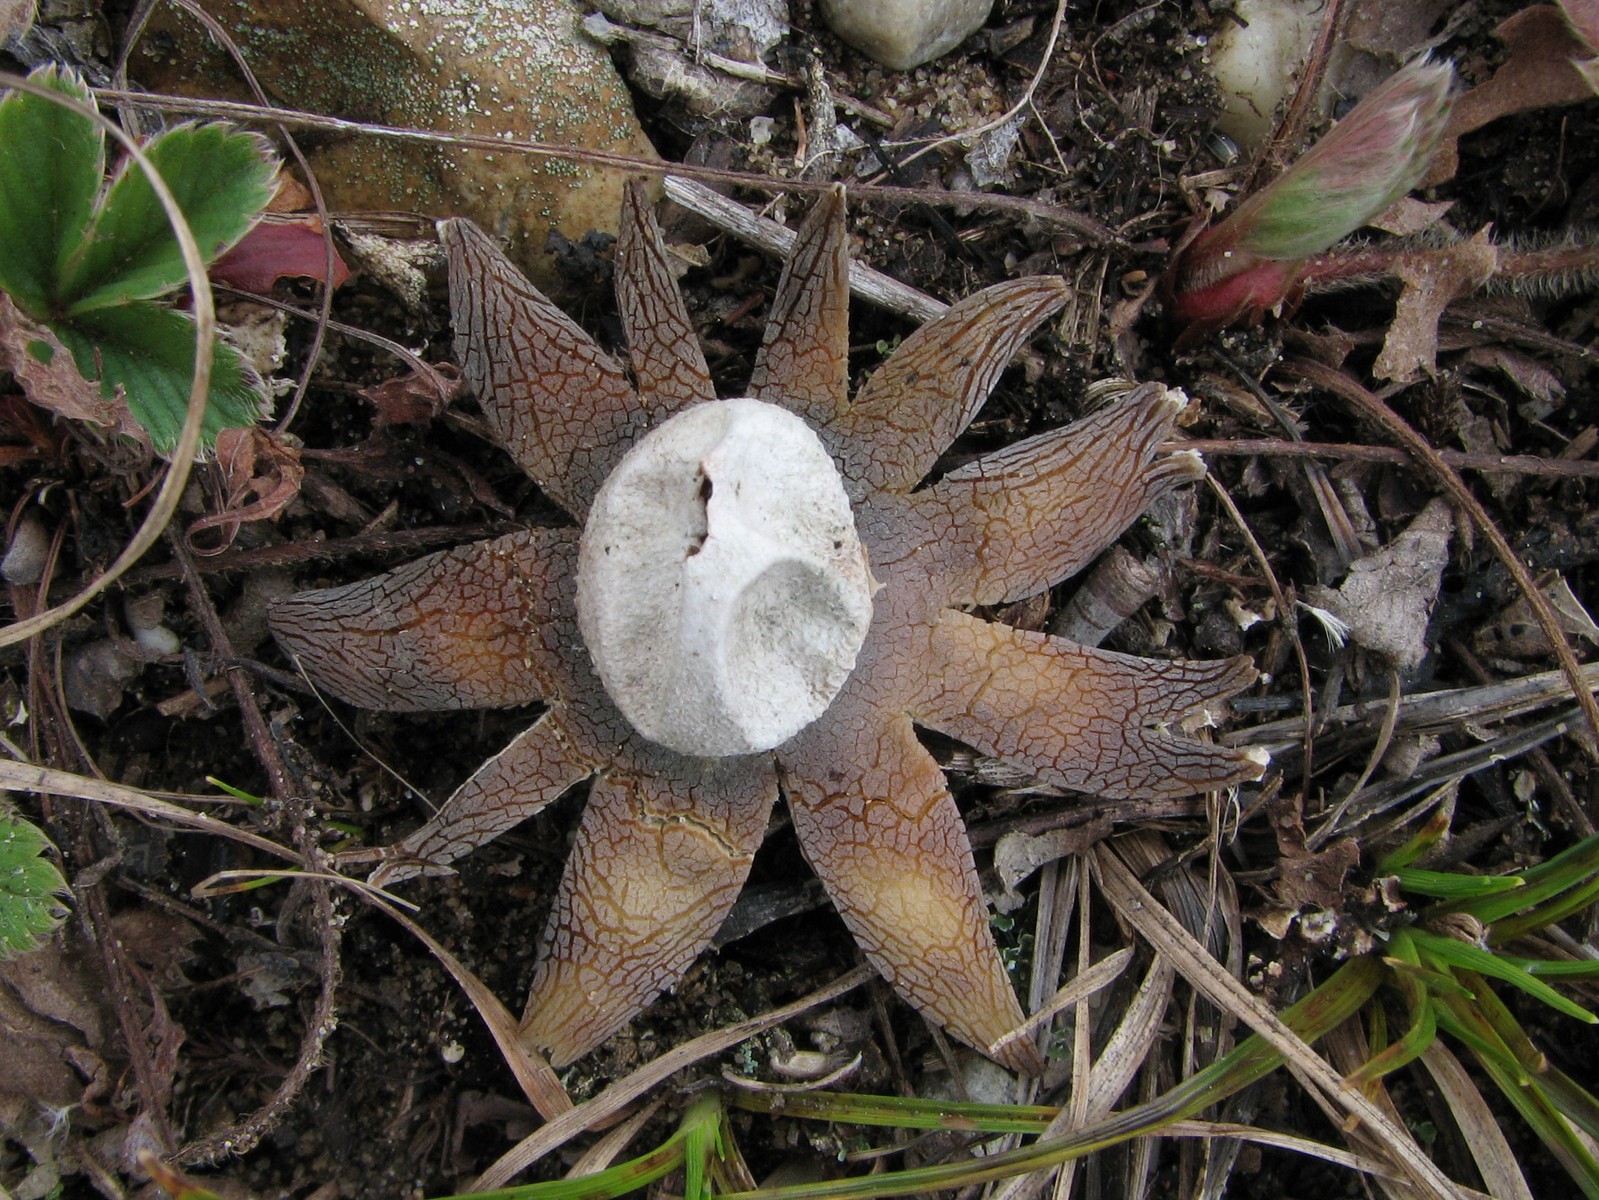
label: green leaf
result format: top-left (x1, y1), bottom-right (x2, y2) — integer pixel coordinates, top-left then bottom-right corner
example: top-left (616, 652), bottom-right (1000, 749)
top-left (60, 123), bottom-right (275, 313)
top-left (1507, 957), bottom-right (1599, 980)
top-left (51, 302), bottom-right (265, 452)
top-left (0, 812), bottom-right (70, 960)
top-left (1373, 807), bottom-right (1450, 873)
top-left (0, 65), bottom-right (104, 316)
top-left (1393, 867), bottom-right (1524, 900)
top-left (1450, 832), bottom-right (1599, 926)
top-left (1413, 929), bottom-right (1598, 1024)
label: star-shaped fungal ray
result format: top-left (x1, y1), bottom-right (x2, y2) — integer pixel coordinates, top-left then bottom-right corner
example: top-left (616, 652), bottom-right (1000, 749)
top-left (521, 748), bottom-right (780, 1068)
top-left (370, 712), bottom-right (599, 886)
top-left (908, 382), bottom-right (1206, 607)
top-left (829, 277), bottom-right (1070, 499)
top-left (915, 610), bottom-right (1262, 799)
top-left (616, 180), bottom-right (716, 421)
top-left (748, 186), bottom-right (850, 430)
top-left (780, 703), bottom-right (1043, 1075)
top-left (269, 529), bottom-right (574, 712)
top-left (443, 219), bottom-right (644, 519)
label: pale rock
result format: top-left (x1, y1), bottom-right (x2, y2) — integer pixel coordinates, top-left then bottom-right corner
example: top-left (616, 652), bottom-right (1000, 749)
top-left (1, 512), bottom-right (48, 586)
top-left (821, 0), bottom-right (992, 70)
top-left (576, 398), bottom-right (875, 758)
top-left (1207, 0), bottom-right (1323, 149)
top-left (132, 0), bottom-right (657, 287)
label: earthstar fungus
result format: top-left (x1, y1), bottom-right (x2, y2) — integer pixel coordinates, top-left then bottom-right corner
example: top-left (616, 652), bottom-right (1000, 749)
top-left (270, 183), bottom-right (1266, 1073)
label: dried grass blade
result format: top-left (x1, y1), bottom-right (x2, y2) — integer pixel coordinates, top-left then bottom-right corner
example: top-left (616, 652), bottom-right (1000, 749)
top-left (1092, 842), bottom-right (1466, 1200)
top-left (1420, 1041), bottom-right (1536, 1200)
top-left (472, 965), bottom-right (874, 1190)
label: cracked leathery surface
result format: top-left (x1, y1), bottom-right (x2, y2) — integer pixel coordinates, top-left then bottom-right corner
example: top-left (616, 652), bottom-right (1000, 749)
top-left (828, 278), bottom-right (1070, 500)
top-left (373, 711), bottom-right (596, 886)
top-left (444, 218), bottom-right (644, 520)
top-left (914, 610), bottom-right (1260, 798)
top-left (269, 529), bottom-right (572, 711)
top-left (748, 186), bottom-right (850, 431)
top-left (908, 382), bottom-right (1206, 606)
top-left (781, 705), bottom-right (1043, 1074)
top-left (272, 187), bottom-right (1265, 1072)
top-left (521, 751), bottom-right (779, 1067)
top-left (616, 180), bottom-right (716, 422)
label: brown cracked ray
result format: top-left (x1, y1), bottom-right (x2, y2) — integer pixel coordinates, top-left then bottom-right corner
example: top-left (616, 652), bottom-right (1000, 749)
top-left (270, 180), bottom-right (1264, 1073)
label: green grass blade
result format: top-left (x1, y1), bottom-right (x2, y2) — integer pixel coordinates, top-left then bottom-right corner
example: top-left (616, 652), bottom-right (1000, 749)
top-left (434, 1137), bottom-right (686, 1200)
top-left (1412, 930), bottom-right (1598, 1024)
top-left (1392, 867), bottom-right (1523, 900)
top-left (1435, 988), bottom-right (1599, 1198)
top-left (60, 123), bottom-right (274, 312)
top-left (0, 812), bottom-right (71, 959)
top-left (1505, 957), bottom-right (1599, 979)
top-left (1346, 960), bottom-right (1436, 1086)
top-left (1489, 874), bottom-right (1599, 943)
top-left (1544, 1067), bottom-right (1599, 1144)
top-left (1373, 807), bottom-right (1450, 874)
top-left (726, 1091), bottom-right (1059, 1135)
top-left (51, 302), bottom-right (265, 452)
top-left (0, 65), bottom-right (103, 315)
top-left (719, 958), bottom-right (1384, 1200)
top-left (1453, 833), bottom-right (1599, 926)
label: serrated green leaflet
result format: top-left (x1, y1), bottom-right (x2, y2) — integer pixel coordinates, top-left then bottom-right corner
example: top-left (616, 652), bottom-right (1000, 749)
top-left (0, 65), bottom-right (103, 315)
top-left (0, 65), bottom-right (274, 451)
top-left (53, 302), bottom-right (263, 453)
top-left (60, 123), bottom-right (275, 313)
top-left (0, 812), bottom-right (70, 960)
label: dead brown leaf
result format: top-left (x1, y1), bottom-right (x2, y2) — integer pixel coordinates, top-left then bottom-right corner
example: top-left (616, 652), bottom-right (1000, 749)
top-left (361, 362), bottom-right (463, 427)
top-left (1374, 229), bottom-right (1500, 382)
top-left (1262, 791), bottom-right (1362, 914)
top-left (187, 425), bottom-right (305, 553)
top-left (0, 295), bottom-right (147, 442)
top-left (0, 932), bottom-right (114, 1113)
top-left (0, 0), bottom-right (34, 40)
top-left (1475, 571), bottom-right (1599, 660)
top-left (1307, 497), bottom-right (1454, 669)
top-left (1429, 5), bottom-right (1597, 184)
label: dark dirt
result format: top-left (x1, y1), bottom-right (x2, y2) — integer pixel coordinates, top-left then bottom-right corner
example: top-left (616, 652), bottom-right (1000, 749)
top-left (4, 0), bottom-right (1599, 1197)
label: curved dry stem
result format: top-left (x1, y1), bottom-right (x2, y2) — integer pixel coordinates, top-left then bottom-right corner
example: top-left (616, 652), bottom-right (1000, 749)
top-left (0, 71), bottom-right (214, 649)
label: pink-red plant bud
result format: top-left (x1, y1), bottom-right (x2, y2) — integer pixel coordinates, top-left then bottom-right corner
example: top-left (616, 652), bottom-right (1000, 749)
top-left (1166, 57), bottom-right (1456, 336)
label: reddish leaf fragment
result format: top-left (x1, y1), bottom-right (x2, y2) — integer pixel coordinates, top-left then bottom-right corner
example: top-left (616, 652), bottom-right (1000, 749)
top-left (361, 362), bottom-right (462, 427)
top-left (187, 424), bottom-right (304, 553)
top-left (210, 216), bottom-right (351, 293)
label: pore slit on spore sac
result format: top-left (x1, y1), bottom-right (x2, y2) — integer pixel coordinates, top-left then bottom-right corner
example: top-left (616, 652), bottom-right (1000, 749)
top-left (686, 470), bottom-right (712, 556)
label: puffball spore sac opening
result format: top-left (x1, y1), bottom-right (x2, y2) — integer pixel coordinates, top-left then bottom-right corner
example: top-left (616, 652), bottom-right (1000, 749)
top-left (576, 398), bottom-right (876, 757)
